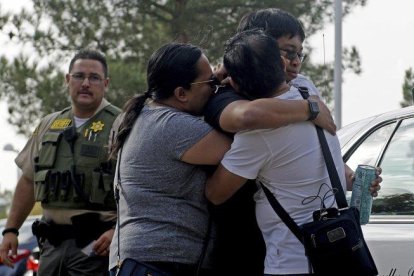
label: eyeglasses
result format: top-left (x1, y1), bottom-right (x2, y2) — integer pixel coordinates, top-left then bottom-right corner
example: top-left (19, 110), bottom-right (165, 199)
top-left (190, 75), bottom-right (223, 93)
top-left (280, 48), bottom-right (307, 63)
top-left (70, 73), bottom-right (104, 85)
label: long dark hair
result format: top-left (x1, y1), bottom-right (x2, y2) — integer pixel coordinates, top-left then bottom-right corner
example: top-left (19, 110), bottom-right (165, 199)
top-left (110, 42), bottom-right (202, 158)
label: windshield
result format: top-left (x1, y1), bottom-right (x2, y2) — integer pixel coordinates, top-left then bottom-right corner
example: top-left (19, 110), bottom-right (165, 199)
top-left (338, 116), bottom-right (376, 148)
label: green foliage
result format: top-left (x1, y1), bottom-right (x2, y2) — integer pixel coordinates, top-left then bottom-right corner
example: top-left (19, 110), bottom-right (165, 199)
top-left (303, 61), bottom-right (334, 106)
top-left (401, 67), bottom-right (414, 108)
top-left (0, 55), bottom-right (67, 135)
top-left (0, 0), bottom-right (366, 136)
top-left (302, 46), bottom-right (361, 110)
top-left (0, 190), bottom-right (12, 219)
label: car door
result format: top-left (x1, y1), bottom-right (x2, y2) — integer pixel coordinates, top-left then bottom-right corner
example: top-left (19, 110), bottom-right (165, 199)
top-left (342, 116), bottom-right (414, 275)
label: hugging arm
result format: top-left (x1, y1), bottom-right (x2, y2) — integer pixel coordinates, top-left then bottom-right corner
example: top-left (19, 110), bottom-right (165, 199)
top-left (205, 164), bottom-right (248, 205)
top-left (181, 130), bottom-right (232, 165)
top-left (219, 98), bottom-right (336, 135)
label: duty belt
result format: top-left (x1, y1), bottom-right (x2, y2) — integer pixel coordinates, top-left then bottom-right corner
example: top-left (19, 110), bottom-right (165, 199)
top-left (32, 213), bottom-right (115, 248)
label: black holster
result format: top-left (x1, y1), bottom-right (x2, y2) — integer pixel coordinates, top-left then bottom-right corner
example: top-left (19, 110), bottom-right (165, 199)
top-left (32, 219), bottom-right (50, 250)
top-left (32, 213), bottom-right (115, 248)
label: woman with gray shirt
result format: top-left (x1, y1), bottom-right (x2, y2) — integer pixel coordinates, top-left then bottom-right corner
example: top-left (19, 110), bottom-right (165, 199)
top-left (109, 43), bottom-right (231, 276)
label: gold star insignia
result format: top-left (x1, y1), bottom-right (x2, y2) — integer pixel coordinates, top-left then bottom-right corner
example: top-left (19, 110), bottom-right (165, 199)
top-left (90, 121), bottom-right (105, 132)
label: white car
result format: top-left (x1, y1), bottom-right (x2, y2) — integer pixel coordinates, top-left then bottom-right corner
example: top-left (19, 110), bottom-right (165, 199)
top-left (338, 105), bottom-right (414, 275)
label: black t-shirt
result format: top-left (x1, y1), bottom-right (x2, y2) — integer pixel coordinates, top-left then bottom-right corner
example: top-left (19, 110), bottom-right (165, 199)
top-left (204, 87), bottom-right (265, 276)
top-left (203, 87), bottom-right (245, 134)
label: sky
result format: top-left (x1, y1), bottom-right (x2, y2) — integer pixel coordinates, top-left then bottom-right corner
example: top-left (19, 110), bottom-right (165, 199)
top-left (308, 0), bottom-right (414, 126)
top-left (0, 0), bottom-right (414, 192)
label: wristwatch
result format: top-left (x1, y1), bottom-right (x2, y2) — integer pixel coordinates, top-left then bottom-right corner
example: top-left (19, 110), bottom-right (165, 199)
top-left (307, 99), bottom-right (319, 120)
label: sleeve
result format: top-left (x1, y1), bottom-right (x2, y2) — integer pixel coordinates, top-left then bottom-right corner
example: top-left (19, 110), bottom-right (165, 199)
top-left (291, 74), bottom-right (321, 97)
top-left (15, 133), bottom-right (37, 180)
top-left (221, 131), bottom-right (270, 180)
top-left (163, 112), bottom-right (214, 159)
top-left (306, 79), bottom-right (321, 96)
top-left (15, 115), bottom-right (53, 179)
top-left (107, 112), bottom-right (124, 154)
top-left (203, 87), bottom-right (246, 132)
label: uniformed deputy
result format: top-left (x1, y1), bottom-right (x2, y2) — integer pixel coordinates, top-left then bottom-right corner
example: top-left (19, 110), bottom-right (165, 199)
top-left (0, 49), bottom-right (121, 275)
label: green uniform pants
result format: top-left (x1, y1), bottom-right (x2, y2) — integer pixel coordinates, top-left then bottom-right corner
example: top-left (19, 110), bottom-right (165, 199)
top-left (38, 239), bottom-right (109, 276)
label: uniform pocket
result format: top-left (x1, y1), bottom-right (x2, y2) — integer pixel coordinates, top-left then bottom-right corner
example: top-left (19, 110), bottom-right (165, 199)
top-left (37, 132), bottom-right (62, 168)
top-left (90, 171), bottom-right (113, 204)
top-left (34, 170), bottom-right (51, 202)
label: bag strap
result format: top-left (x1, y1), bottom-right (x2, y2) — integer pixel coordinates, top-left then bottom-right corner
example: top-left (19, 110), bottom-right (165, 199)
top-left (114, 147), bottom-right (210, 275)
top-left (260, 86), bottom-right (350, 241)
top-left (114, 148), bottom-right (122, 272)
top-left (297, 86), bottom-right (348, 209)
top-left (260, 183), bottom-right (304, 243)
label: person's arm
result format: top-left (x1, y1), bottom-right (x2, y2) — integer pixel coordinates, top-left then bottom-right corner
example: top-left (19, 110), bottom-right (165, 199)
top-left (0, 116), bottom-right (49, 267)
top-left (0, 175), bottom-right (35, 267)
top-left (205, 164), bottom-right (248, 205)
top-left (181, 130), bottom-right (232, 165)
top-left (93, 228), bottom-right (115, 256)
top-left (219, 97), bottom-right (336, 135)
top-left (345, 164), bottom-right (355, 191)
top-left (211, 67), bottom-right (336, 135)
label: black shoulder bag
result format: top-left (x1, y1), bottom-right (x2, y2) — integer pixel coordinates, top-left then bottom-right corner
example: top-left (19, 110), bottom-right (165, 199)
top-left (260, 86), bottom-right (378, 275)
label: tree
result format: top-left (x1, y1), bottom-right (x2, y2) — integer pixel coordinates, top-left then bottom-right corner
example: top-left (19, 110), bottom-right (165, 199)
top-left (0, 0), bottom-right (366, 136)
top-left (400, 67), bottom-right (414, 107)
top-left (303, 45), bottom-right (361, 108)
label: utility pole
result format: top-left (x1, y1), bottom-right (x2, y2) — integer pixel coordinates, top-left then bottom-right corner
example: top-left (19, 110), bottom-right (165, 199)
top-left (334, 0), bottom-right (343, 128)
top-left (411, 87), bottom-right (414, 105)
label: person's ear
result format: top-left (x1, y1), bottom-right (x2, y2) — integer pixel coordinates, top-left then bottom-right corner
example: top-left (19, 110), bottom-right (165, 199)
top-left (65, 73), bottom-right (71, 85)
top-left (173, 86), bottom-right (188, 103)
top-left (103, 77), bottom-right (109, 89)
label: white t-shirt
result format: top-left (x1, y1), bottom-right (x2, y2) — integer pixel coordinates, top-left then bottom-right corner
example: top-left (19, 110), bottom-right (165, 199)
top-left (290, 73), bottom-right (320, 96)
top-left (74, 116), bottom-right (90, 127)
top-left (221, 86), bottom-right (346, 275)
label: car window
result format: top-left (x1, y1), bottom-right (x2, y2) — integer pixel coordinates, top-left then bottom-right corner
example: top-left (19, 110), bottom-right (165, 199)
top-left (338, 116), bottom-right (375, 148)
top-left (372, 117), bottom-right (414, 215)
top-left (346, 122), bottom-right (396, 170)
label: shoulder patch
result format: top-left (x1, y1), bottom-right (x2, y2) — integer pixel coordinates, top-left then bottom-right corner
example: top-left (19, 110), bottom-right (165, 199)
top-left (50, 119), bottom-right (72, 130)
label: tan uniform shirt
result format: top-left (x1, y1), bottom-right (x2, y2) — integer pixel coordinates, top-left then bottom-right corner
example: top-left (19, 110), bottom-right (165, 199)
top-left (15, 99), bottom-right (117, 224)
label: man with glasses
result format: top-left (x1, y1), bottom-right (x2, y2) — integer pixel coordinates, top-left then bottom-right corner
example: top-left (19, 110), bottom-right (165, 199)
top-left (204, 8), bottom-right (381, 276)
top-left (0, 49), bottom-right (121, 275)
top-left (204, 8), bottom-right (336, 276)
top-left (206, 28), bottom-right (347, 276)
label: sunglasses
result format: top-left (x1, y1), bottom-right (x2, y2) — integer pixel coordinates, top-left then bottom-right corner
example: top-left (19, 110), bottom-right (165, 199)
top-left (190, 75), bottom-right (224, 93)
top-left (280, 48), bottom-right (307, 63)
